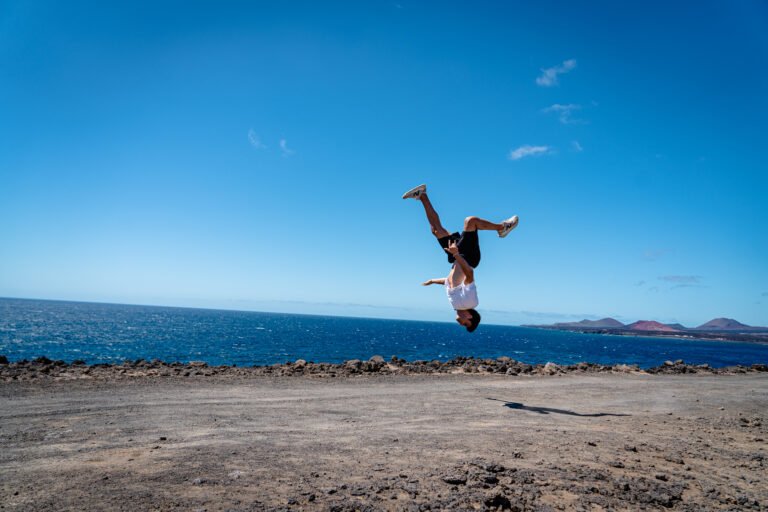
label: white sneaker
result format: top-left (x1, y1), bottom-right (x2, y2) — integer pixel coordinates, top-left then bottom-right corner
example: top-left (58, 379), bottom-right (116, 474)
top-left (498, 215), bottom-right (519, 238)
top-left (402, 184), bottom-right (426, 199)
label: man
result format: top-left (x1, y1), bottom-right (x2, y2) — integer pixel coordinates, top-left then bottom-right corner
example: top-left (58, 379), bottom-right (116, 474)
top-left (402, 184), bottom-right (518, 332)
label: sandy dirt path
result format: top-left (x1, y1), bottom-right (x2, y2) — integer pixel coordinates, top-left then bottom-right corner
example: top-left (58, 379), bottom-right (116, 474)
top-left (1, 374), bottom-right (766, 511)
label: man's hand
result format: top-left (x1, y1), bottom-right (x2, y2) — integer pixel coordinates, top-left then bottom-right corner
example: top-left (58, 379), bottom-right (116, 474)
top-left (444, 239), bottom-right (460, 256)
top-left (422, 278), bottom-right (446, 286)
top-left (422, 280), bottom-right (433, 286)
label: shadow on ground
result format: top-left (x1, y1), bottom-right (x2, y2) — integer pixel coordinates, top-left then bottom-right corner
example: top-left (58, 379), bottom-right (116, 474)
top-left (487, 397), bottom-right (631, 417)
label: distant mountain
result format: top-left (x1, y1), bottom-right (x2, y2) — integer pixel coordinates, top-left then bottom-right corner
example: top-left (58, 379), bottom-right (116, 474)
top-left (625, 320), bottom-right (681, 332)
top-left (665, 323), bottom-right (688, 331)
top-left (553, 318), bottom-right (625, 329)
top-left (695, 318), bottom-right (753, 331)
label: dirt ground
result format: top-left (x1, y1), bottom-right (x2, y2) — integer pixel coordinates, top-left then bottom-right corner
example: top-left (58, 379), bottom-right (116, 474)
top-left (1, 373), bottom-right (766, 511)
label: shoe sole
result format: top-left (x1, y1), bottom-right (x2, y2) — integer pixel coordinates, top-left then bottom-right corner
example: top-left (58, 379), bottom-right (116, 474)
top-left (402, 184), bottom-right (426, 199)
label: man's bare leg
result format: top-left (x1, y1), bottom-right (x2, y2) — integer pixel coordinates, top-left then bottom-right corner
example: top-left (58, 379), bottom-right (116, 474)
top-left (464, 216), bottom-right (504, 233)
top-left (418, 193), bottom-right (451, 239)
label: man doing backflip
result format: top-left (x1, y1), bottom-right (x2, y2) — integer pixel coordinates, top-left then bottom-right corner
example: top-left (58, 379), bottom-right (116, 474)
top-left (402, 184), bottom-right (518, 332)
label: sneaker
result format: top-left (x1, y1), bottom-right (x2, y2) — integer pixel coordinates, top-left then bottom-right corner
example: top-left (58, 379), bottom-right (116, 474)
top-left (402, 184), bottom-right (426, 199)
top-left (498, 215), bottom-right (519, 238)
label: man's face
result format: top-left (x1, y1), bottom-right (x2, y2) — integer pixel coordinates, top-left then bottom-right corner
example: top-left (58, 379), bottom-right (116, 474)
top-left (455, 310), bottom-right (472, 327)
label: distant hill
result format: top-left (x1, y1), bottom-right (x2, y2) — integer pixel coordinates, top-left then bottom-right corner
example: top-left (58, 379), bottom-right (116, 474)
top-left (625, 320), bottom-right (681, 332)
top-left (523, 315), bottom-right (768, 341)
top-left (553, 318), bottom-right (624, 329)
top-left (695, 318), bottom-right (754, 331)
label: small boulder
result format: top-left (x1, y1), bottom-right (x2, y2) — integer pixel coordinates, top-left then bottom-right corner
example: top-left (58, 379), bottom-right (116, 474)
top-left (441, 474), bottom-right (467, 485)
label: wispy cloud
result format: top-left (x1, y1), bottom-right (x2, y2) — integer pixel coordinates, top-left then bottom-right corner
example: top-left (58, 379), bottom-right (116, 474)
top-left (508, 145), bottom-right (552, 161)
top-left (659, 275), bottom-right (706, 289)
top-left (634, 280), bottom-right (646, 286)
top-left (571, 140), bottom-right (583, 152)
top-left (659, 275), bottom-right (702, 284)
top-left (542, 103), bottom-right (585, 124)
top-left (279, 138), bottom-right (294, 156)
top-left (762, 292), bottom-right (768, 297)
top-left (536, 59), bottom-right (577, 87)
top-left (248, 129), bottom-right (266, 149)
top-left (643, 249), bottom-right (667, 261)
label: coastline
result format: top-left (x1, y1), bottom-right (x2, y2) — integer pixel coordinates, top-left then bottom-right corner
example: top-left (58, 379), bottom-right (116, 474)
top-left (521, 325), bottom-right (768, 345)
top-left (1, 355), bottom-right (767, 382)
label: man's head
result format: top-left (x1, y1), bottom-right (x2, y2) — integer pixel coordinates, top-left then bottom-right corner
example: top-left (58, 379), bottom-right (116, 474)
top-left (455, 308), bottom-right (481, 332)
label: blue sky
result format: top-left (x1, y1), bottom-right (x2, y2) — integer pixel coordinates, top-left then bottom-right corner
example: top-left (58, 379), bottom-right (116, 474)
top-left (1, 1), bottom-right (767, 327)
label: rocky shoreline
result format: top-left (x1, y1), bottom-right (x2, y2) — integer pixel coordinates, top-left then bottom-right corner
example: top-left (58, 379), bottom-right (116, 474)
top-left (1, 354), bottom-right (766, 382)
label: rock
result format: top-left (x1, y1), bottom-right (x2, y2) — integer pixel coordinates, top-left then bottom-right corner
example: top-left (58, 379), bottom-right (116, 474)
top-left (543, 362), bottom-right (561, 375)
top-left (191, 477), bottom-right (206, 485)
top-left (0, 355), bottom-right (9, 365)
top-left (484, 494), bottom-right (512, 510)
top-left (188, 361), bottom-right (208, 367)
top-left (369, 355), bottom-right (385, 364)
top-left (441, 475), bottom-right (467, 485)
top-left (664, 453), bottom-right (684, 465)
top-left (624, 445), bottom-right (638, 452)
top-left (655, 473), bottom-right (668, 481)
top-left (294, 359), bottom-right (307, 367)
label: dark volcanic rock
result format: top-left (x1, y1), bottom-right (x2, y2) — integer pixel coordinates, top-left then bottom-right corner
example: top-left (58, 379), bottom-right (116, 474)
top-left (441, 474), bottom-right (467, 485)
top-left (2, 354), bottom-right (767, 382)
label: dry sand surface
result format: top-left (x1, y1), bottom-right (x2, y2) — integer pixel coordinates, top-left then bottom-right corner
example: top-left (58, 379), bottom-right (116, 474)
top-left (1, 373), bottom-right (766, 511)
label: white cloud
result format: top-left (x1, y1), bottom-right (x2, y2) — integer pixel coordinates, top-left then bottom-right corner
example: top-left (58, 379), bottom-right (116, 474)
top-left (279, 138), bottom-right (294, 156)
top-left (248, 129), bottom-right (266, 149)
top-left (536, 59), bottom-right (577, 87)
top-left (571, 140), bottom-right (583, 152)
top-left (508, 145), bottom-right (551, 161)
top-left (542, 103), bottom-right (584, 124)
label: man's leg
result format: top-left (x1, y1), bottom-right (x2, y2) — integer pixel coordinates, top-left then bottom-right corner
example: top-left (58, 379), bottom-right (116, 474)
top-left (463, 216), bottom-right (504, 233)
top-left (419, 193), bottom-right (451, 239)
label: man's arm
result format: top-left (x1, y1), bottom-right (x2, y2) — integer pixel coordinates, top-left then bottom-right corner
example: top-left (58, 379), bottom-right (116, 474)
top-left (452, 253), bottom-right (474, 284)
top-left (422, 278), bottom-right (447, 286)
top-left (444, 240), bottom-right (474, 284)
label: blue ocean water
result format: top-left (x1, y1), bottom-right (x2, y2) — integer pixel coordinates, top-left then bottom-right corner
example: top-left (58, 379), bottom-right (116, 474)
top-left (0, 298), bottom-right (766, 368)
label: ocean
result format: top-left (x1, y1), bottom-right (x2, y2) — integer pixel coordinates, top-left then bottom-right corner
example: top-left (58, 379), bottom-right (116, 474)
top-left (0, 297), bottom-right (766, 368)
